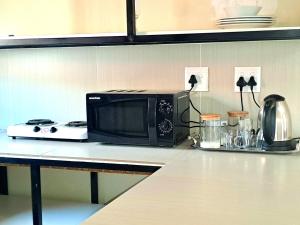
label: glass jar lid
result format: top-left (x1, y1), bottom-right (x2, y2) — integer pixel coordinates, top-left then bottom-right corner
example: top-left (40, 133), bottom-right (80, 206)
top-left (227, 111), bottom-right (249, 118)
top-left (200, 114), bottom-right (221, 121)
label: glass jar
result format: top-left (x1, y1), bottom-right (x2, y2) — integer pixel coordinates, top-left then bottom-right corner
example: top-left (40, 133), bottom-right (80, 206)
top-left (228, 111), bottom-right (249, 127)
top-left (200, 114), bottom-right (221, 149)
top-left (227, 111), bottom-right (253, 149)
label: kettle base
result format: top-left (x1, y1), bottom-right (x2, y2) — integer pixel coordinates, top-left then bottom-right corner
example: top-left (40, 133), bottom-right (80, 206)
top-left (261, 140), bottom-right (297, 151)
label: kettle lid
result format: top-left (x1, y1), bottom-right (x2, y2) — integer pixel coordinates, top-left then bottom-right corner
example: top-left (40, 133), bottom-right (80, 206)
top-left (264, 94), bottom-right (285, 102)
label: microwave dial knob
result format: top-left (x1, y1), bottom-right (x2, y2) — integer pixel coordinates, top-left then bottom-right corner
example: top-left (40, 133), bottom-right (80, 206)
top-left (159, 119), bottom-right (173, 134)
top-left (159, 102), bottom-right (173, 115)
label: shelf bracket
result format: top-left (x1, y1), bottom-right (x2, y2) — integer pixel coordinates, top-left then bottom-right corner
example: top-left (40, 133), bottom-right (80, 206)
top-left (31, 165), bottom-right (43, 225)
top-left (126, 0), bottom-right (136, 42)
top-left (90, 172), bottom-right (99, 204)
top-left (0, 166), bottom-right (8, 195)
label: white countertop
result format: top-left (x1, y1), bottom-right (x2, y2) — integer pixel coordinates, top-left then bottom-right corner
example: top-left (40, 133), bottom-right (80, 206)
top-left (0, 133), bottom-right (299, 225)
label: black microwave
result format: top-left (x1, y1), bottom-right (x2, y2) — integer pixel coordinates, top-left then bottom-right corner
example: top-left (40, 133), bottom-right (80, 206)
top-left (86, 90), bottom-right (189, 147)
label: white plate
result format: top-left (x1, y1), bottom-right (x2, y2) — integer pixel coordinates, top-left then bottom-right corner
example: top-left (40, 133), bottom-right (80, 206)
top-left (219, 19), bottom-right (274, 23)
top-left (218, 21), bottom-right (273, 25)
top-left (219, 18), bottom-right (274, 23)
top-left (219, 16), bottom-right (273, 21)
top-left (218, 22), bottom-right (273, 29)
top-left (217, 20), bottom-right (275, 23)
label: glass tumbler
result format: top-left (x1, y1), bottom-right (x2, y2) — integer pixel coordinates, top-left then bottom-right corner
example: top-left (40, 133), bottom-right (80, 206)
top-left (200, 114), bottom-right (221, 149)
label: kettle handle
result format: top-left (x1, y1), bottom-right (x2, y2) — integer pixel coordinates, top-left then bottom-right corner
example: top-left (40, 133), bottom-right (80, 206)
top-left (263, 98), bottom-right (276, 145)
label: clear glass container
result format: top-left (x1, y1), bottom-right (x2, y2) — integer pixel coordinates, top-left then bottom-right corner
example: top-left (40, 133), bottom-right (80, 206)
top-left (200, 114), bottom-right (221, 149)
top-left (228, 111), bottom-right (249, 127)
top-left (227, 111), bottom-right (253, 149)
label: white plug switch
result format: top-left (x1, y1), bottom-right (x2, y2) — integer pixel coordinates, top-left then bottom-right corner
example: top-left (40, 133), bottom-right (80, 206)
top-left (185, 67), bottom-right (209, 92)
top-left (234, 67), bottom-right (261, 93)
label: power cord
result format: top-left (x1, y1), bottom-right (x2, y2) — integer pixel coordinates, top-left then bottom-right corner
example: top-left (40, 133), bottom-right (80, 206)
top-left (188, 75), bottom-right (201, 116)
top-left (236, 76), bottom-right (247, 111)
top-left (248, 76), bottom-right (260, 108)
top-left (179, 75), bottom-right (202, 128)
top-left (189, 98), bottom-right (201, 115)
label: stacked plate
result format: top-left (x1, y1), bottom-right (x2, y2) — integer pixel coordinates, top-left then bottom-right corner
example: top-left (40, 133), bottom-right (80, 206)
top-left (217, 16), bottom-right (275, 29)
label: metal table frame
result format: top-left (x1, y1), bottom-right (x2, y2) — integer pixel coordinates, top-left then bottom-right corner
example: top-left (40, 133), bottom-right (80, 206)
top-left (0, 157), bottom-right (160, 225)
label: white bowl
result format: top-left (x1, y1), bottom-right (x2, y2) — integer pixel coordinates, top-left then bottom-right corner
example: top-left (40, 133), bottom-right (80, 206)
top-left (225, 5), bottom-right (262, 17)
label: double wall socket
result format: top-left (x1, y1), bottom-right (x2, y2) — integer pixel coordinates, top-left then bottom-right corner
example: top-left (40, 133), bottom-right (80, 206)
top-left (185, 67), bottom-right (209, 92)
top-left (234, 67), bottom-right (261, 93)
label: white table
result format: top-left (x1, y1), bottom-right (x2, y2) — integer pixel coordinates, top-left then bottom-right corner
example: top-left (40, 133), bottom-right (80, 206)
top-left (0, 134), bottom-right (165, 225)
top-left (1, 133), bottom-right (300, 225)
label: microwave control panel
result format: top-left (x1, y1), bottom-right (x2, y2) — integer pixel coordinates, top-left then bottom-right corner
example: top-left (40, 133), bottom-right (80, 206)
top-left (157, 98), bottom-right (174, 137)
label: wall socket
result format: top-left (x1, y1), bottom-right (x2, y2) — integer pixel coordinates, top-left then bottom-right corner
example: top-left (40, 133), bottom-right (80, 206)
top-left (234, 67), bottom-right (261, 93)
top-left (185, 67), bottom-right (209, 92)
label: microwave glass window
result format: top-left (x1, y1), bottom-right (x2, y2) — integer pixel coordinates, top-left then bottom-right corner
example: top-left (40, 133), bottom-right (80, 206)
top-left (94, 100), bottom-right (149, 137)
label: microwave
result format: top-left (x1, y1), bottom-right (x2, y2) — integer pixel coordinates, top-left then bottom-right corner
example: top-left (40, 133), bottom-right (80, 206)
top-left (86, 90), bottom-right (189, 147)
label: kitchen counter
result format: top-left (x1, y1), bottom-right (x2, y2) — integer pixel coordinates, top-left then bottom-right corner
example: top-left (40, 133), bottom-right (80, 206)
top-left (0, 133), bottom-right (300, 225)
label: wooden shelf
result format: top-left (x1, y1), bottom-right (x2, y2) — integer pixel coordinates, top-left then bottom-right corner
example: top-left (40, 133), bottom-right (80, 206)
top-left (0, 195), bottom-right (103, 225)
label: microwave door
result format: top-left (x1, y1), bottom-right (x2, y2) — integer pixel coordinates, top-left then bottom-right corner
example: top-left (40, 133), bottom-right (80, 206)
top-left (88, 98), bottom-right (151, 145)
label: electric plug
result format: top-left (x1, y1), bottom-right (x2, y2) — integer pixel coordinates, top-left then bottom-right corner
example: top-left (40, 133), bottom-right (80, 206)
top-left (248, 76), bottom-right (257, 91)
top-left (236, 76), bottom-right (248, 92)
top-left (188, 75), bottom-right (198, 89)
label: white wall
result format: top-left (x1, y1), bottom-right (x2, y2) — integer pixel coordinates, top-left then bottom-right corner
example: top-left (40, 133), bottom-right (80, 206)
top-left (1, 40), bottom-right (300, 203)
top-left (1, 40), bottom-right (300, 134)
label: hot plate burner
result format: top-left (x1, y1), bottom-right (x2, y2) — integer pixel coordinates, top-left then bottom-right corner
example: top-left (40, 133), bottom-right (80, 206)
top-left (25, 119), bottom-right (55, 126)
top-left (65, 121), bottom-right (87, 127)
top-left (8, 120), bottom-right (87, 141)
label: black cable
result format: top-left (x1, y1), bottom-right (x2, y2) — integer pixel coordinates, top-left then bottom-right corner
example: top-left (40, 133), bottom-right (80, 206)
top-left (240, 90), bottom-right (244, 111)
top-left (180, 107), bottom-right (199, 124)
top-left (248, 76), bottom-right (260, 109)
top-left (180, 87), bottom-right (193, 124)
top-left (180, 92), bottom-right (201, 125)
top-left (180, 85), bottom-right (194, 123)
top-left (179, 76), bottom-right (202, 128)
top-left (251, 89), bottom-right (261, 109)
top-left (190, 98), bottom-right (201, 115)
top-left (236, 77), bottom-right (247, 112)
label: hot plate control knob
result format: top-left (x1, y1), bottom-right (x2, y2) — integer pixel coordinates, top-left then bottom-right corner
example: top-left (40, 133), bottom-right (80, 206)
top-left (158, 119), bottom-right (173, 134)
top-left (33, 126), bottom-right (40, 132)
top-left (159, 102), bottom-right (173, 115)
top-left (50, 127), bottom-right (57, 133)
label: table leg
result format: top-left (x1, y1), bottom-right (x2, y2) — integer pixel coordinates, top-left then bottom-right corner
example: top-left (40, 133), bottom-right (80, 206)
top-left (0, 166), bottom-right (8, 195)
top-left (90, 172), bottom-right (99, 204)
top-left (31, 165), bottom-right (42, 225)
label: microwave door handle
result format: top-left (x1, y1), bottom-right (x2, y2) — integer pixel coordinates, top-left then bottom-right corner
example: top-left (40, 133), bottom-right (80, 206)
top-left (148, 98), bottom-right (158, 146)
